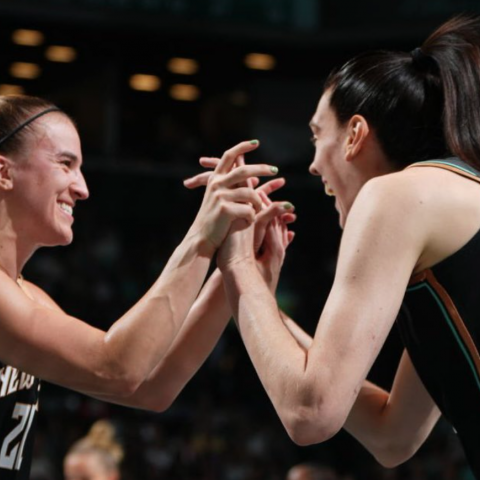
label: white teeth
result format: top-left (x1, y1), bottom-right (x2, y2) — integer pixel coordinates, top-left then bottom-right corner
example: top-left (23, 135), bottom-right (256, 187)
top-left (59, 203), bottom-right (73, 215)
top-left (324, 183), bottom-right (335, 197)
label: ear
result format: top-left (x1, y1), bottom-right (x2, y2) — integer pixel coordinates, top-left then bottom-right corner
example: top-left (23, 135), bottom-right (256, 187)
top-left (345, 115), bottom-right (370, 161)
top-left (0, 156), bottom-right (14, 191)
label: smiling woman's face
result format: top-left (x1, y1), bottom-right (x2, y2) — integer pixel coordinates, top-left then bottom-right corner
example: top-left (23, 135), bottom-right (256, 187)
top-left (308, 90), bottom-right (354, 227)
top-left (6, 114), bottom-right (89, 247)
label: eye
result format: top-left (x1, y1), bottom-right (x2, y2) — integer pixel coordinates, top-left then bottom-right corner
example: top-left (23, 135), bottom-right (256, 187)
top-left (60, 159), bottom-right (73, 168)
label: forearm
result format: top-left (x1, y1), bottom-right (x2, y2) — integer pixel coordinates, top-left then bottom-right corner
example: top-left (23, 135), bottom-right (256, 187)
top-left (344, 381), bottom-right (392, 454)
top-left (345, 372), bottom-right (440, 467)
top-left (280, 311), bottom-right (313, 350)
top-left (100, 232), bottom-right (213, 391)
top-left (93, 269), bottom-right (232, 410)
top-left (222, 262), bottom-right (322, 435)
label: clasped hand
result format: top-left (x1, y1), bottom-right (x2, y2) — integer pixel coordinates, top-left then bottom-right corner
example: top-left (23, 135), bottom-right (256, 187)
top-left (184, 140), bottom-right (295, 290)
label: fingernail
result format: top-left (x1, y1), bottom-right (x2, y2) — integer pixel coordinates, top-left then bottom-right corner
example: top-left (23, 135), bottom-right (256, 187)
top-left (283, 202), bottom-right (294, 210)
top-left (250, 139), bottom-right (259, 145)
top-left (270, 166), bottom-right (279, 174)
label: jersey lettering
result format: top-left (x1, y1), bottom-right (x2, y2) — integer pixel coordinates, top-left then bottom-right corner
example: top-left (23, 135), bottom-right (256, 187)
top-left (0, 402), bottom-right (37, 471)
top-left (0, 367), bottom-right (35, 399)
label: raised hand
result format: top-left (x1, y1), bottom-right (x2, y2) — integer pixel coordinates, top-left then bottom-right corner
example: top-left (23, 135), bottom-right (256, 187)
top-left (215, 153), bottom-right (294, 276)
top-left (187, 141), bottom-right (278, 255)
top-left (255, 191), bottom-right (295, 292)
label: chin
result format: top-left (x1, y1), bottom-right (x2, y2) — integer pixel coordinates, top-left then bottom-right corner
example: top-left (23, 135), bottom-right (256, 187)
top-left (42, 229), bottom-right (74, 247)
top-left (59, 231), bottom-right (74, 246)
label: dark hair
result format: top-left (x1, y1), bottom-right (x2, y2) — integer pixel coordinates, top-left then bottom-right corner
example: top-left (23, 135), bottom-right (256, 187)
top-left (0, 95), bottom-right (71, 156)
top-left (325, 15), bottom-right (480, 170)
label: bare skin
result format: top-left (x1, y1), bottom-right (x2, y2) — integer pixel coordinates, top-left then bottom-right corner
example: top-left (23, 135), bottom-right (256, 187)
top-left (0, 112), bottom-right (291, 409)
top-left (64, 451), bottom-right (118, 480)
top-left (218, 90), bottom-right (480, 466)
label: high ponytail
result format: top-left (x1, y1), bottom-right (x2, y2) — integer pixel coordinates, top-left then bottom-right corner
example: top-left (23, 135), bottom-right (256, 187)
top-left (422, 15), bottom-right (480, 168)
top-left (325, 14), bottom-right (480, 170)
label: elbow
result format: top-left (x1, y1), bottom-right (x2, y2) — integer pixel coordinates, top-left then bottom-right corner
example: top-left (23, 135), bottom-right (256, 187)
top-left (373, 439), bottom-right (418, 468)
top-left (144, 393), bottom-right (176, 413)
top-left (103, 373), bottom-right (143, 398)
top-left (95, 361), bottom-right (145, 398)
top-left (282, 404), bottom-right (344, 447)
top-left (118, 377), bottom-right (181, 413)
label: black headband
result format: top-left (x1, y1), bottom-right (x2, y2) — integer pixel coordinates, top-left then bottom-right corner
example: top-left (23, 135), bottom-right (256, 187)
top-left (0, 107), bottom-right (61, 148)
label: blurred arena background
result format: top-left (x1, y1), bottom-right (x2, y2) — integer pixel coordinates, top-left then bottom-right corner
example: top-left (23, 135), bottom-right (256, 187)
top-left (1, 1), bottom-right (478, 479)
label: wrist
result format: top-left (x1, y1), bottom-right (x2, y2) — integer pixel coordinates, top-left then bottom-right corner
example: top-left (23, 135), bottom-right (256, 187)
top-left (184, 227), bottom-right (217, 259)
top-left (261, 268), bottom-right (279, 294)
top-left (221, 257), bottom-right (257, 279)
top-left (222, 260), bottom-right (263, 304)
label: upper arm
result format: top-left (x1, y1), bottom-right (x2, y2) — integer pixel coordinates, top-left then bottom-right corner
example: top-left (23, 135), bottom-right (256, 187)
top-left (0, 276), bottom-right (124, 395)
top-left (305, 175), bottom-right (431, 427)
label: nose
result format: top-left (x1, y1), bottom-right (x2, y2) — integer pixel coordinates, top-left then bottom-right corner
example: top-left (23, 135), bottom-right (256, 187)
top-left (309, 162), bottom-right (320, 176)
top-left (71, 171), bottom-right (89, 201)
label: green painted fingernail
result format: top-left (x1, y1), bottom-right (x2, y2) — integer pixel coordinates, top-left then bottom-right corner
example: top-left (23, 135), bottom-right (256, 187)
top-left (283, 202), bottom-right (294, 210)
top-left (250, 139), bottom-right (259, 145)
top-left (270, 166), bottom-right (279, 174)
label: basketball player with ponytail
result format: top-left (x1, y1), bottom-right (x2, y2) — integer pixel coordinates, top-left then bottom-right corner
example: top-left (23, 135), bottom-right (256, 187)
top-left (213, 15), bottom-right (480, 477)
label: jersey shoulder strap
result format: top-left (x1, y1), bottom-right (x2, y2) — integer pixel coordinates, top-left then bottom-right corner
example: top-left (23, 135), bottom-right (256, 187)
top-left (406, 157), bottom-right (480, 184)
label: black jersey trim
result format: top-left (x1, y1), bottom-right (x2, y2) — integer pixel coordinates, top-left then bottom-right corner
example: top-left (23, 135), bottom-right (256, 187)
top-left (407, 269), bottom-right (480, 392)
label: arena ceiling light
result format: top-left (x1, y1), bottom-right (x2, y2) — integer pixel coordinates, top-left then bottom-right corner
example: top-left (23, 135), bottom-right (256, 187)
top-left (244, 53), bottom-right (276, 71)
top-left (0, 84), bottom-right (25, 95)
top-left (9, 62), bottom-right (41, 80)
top-left (129, 74), bottom-right (161, 92)
top-left (45, 46), bottom-right (77, 63)
top-left (11, 29), bottom-right (45, 47)
top-left (167, 58), bottom-right (199, 75)
top-left (169, 84), bottom-right (200, 101)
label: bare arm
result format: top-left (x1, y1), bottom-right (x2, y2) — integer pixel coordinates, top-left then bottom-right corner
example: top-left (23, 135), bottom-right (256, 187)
top-left (265, 310), bottom-right (440, 465)
top-left (345, 350), bottom-right (440, 467)
top-left (279, 311), bottom-right (313, 350)
top-left (17, 181), bottom-right (293, 410)
top-left (2, 235), bottom-right (211, 396)
top-left (0, 141), bottom-right (276, 398)
top-left (221, 174), bottom-right (432, 445)
top-left (88, 269), bottom-right (231, 410)
top-left (90, 195), bottom-right (295, 410)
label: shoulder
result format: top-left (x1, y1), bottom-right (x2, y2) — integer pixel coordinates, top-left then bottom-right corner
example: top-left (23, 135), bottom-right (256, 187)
top-left (0, 274), bottom-right (61, 318)
top-left (22, 280), bottom-right (62, 312)
top-left (346, 166), bottom-right (480, 272)
top-left (347, 169), bottom-right (434, 235)
top-left (337, 169), bottom-right (443, 273)
top-left (358, 163), bottom-right (469, 203)
top-left (357, 167), bottom-right (439, 204)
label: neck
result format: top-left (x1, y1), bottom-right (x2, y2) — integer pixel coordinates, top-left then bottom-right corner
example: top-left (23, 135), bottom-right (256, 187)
top-left (343, 149), bottom-right (396, 223)
top-left (0, 207), bottom-right (36, 280)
